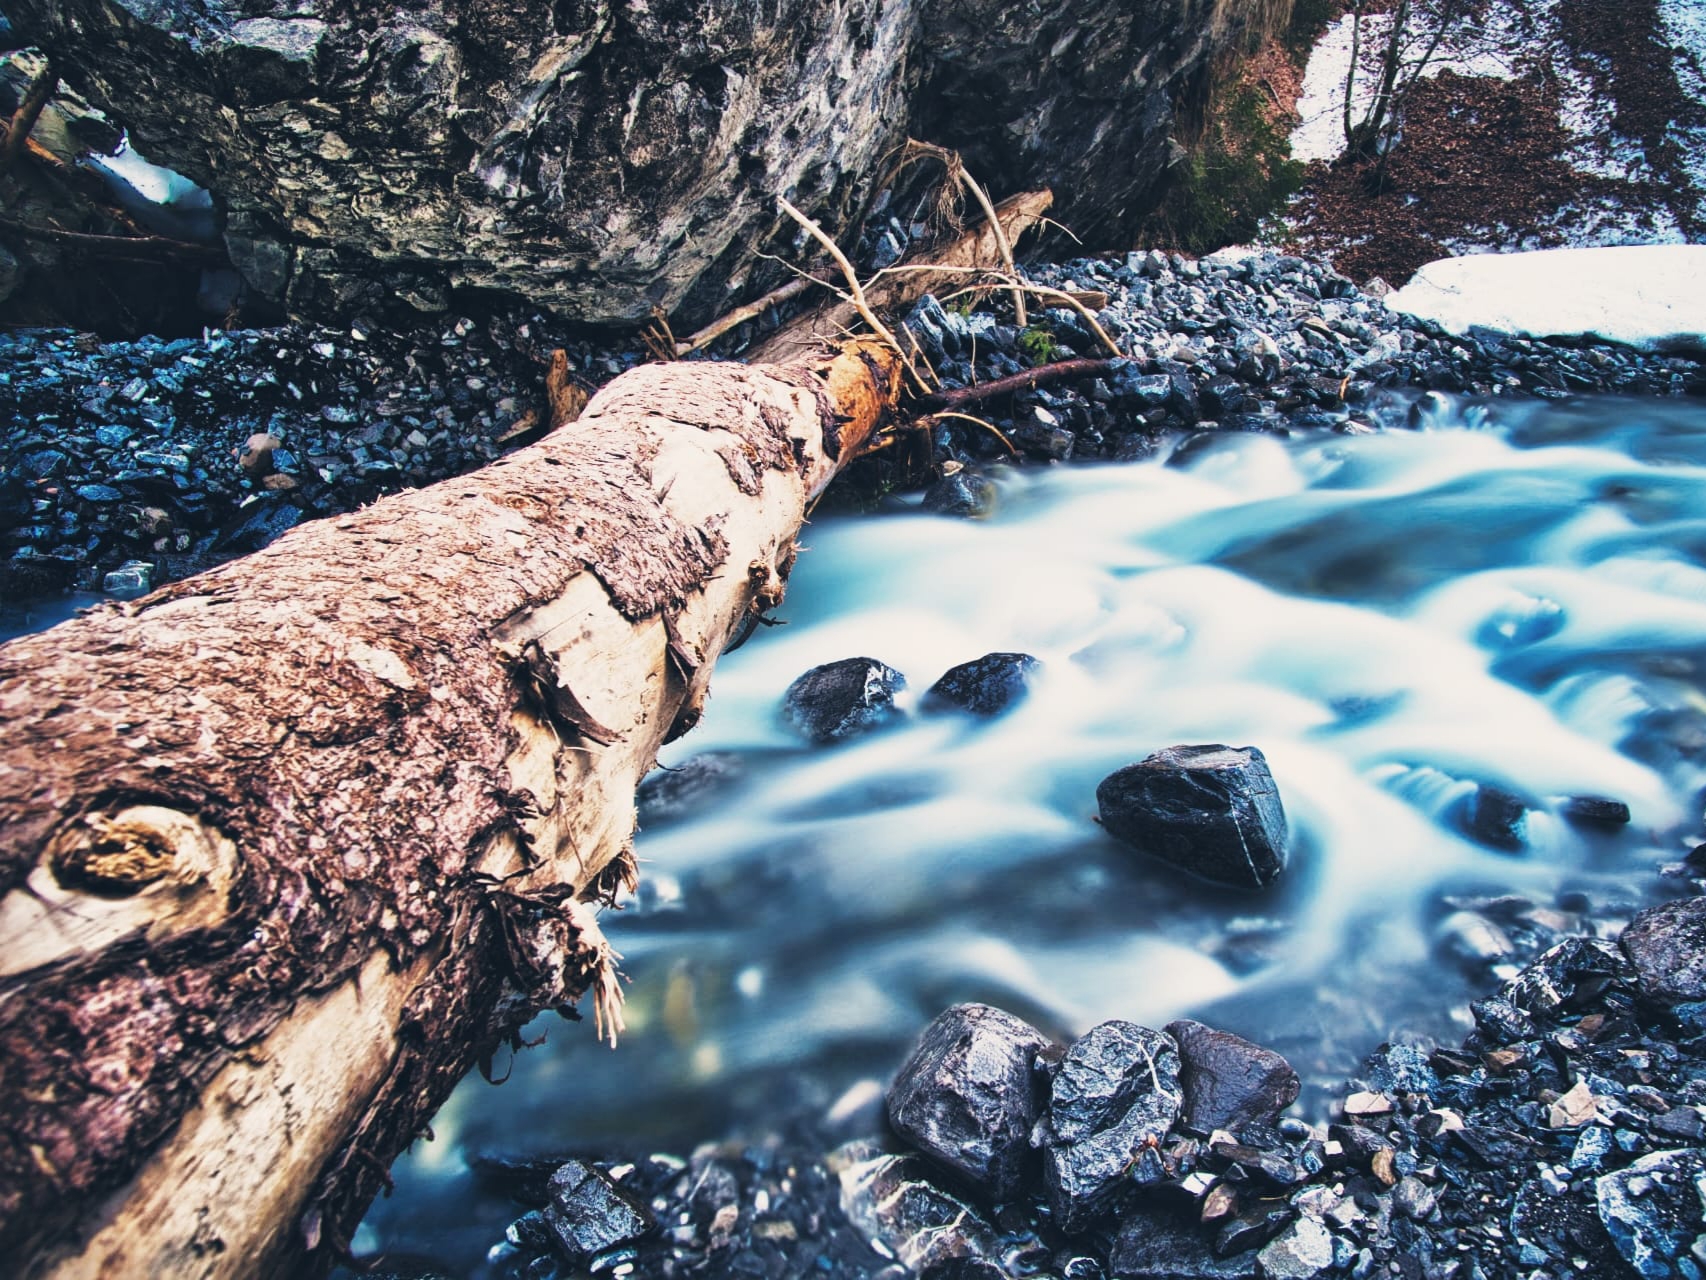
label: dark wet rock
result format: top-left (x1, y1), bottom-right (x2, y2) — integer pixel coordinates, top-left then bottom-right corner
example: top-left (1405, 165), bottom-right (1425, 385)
top-left (541, 1160), bottom-right (651, 1262)
top-left (1561, 795), bottom-right (1632, 830)
top-left (921, 470), bottom-right (998, 519)
top-left (1363, 1043), bottom-right (1438, 1097)
top-left (1501, 937), bottom-right (1630, 1019)
top-left (1035, 1020), bottom-right (1181, 1230)
top-left (1620, 897), bottom-right (1706, 1005)
top-left (1597, 1149), bottom-right (1706, 1278)
top-left (1096, 745), bottom-right (1289, 890)
top-left (212, 497), bottom-right (303, 554)
top-left (886, 1003), bottom-right (1048, 1202)
top-left (1456, 783), bottom-right (1531, 852)
top-left (1165, 1019), bottom-right (1299, 1137)
top-left (636, 751), bottom-right (745, 827)
top-left (781, 657), bottom-right (907, 745)
top-left (837, 1151), bottom-right (1003, 1275)
top-left (1215, 1202), bottom-right (1293, 1256)
top-left (1108, 1208), bottom-right (1259, 1279)
top-left (920, 652), bottom-right (1042, 718)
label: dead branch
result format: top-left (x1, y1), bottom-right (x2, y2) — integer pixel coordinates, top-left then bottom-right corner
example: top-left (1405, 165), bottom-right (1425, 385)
top-left (675, 275), bottom-right (813, 355)
top-left (0, 213), bottom-right (226, 264)
top-left (0, 56), bottom-right (55, 174)
top-left (913, 357), bottom-right (1125, 411)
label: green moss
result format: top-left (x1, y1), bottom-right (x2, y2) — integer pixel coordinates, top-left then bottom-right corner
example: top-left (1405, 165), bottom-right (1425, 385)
top-left (1018, 324), bottom-right (1061, 364)
top-left (1144, 80), bottom-right (1306, 256)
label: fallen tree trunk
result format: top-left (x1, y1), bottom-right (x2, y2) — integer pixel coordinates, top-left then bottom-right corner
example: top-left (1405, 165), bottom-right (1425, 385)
top-left (0, 341), bottom-right (901, 1278)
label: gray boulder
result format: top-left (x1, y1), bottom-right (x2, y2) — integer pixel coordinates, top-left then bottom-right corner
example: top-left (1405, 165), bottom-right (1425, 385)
top-left (921, 652), bottom-right (1041, 718)
top-left (542, 1160), bottom-right (651, 1262)
top-left (1096, 745), bottom-right (1289, 890)
top-left (12, 0), bottom-right (1282, 323)
top-left (886, 1003), bottom-right (1048, 1202)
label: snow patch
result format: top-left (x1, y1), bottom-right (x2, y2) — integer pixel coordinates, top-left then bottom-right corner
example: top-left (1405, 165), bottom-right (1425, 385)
top-left (1386, 245), bottom-right (1706, 352)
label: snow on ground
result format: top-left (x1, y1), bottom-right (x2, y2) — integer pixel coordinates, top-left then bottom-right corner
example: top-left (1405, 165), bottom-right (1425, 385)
top-left (1658, 0), bottom-right (1706, 226)
top-left (1290, 5), bottom-right (1538, 164)
top-left (1386, 245), bottom-right (1706, 351)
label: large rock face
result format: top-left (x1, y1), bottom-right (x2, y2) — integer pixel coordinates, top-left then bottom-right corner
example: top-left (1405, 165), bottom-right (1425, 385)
top-left (11, 0), bottom-right (1286, 324)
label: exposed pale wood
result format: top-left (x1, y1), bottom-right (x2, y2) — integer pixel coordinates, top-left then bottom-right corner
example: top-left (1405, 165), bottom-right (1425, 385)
top-left (0, 339), bottom-right (902, 1279)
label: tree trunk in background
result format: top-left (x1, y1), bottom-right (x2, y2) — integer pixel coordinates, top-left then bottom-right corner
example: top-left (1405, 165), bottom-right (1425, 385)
top-left (0, 341), bottom-right (900, 1279)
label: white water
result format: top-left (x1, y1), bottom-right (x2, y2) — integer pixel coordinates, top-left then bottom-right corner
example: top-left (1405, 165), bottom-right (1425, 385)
top-left (363, 394), bottom-right (1706, 1268)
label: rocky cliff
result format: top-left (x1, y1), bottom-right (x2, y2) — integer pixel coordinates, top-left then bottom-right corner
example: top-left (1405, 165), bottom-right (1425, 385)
top-left (11, 0), bottom-right (1288, 325)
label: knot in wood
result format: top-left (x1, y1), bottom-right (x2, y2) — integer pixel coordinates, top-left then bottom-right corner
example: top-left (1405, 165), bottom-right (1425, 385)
top-left (51, 813), bottom-right (180, 895)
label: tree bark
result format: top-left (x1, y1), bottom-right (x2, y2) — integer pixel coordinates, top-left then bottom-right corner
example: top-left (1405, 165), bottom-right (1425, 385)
top-left (0, 341), bottom-right (901, 1278)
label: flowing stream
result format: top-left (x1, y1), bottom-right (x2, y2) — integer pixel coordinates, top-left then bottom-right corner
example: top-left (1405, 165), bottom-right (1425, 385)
top-left (342, 394), bottom-right (1706, 1267)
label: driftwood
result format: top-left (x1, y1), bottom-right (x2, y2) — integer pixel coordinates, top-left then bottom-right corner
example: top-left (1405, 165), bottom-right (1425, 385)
top-left (748, 188), bottom-right (1054, 365)
top-left (0, 340), bottom-right (902, 1278)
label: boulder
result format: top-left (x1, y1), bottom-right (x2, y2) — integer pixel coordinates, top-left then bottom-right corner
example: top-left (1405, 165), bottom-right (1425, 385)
top-left (11, 0), bottom-right (1283, 322)
top-left (921, 470), bottom-right (998, 519)
top-left (1165, 1019), bottom-right (1298, 1137)
top-left (886, 1003), bottom-right (1048, 1202)
top-left (1620, 896), bottom-right (1706, 1005)
top-left (1095, 745), bottom-right (1288, 890)
top-left (920, 652), bottom-right (1041, 717)
top-left (781, 657), bottom-right (906, 744)
top-left (1035, 1020), bottom-right (1181, 1231)
top-left (1108, 1208), bottom-right (1259, 1279)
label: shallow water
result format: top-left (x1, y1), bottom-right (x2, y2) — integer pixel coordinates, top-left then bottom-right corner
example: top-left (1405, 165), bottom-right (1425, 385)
top-left (357, 394), bottom-right (1706, 1270)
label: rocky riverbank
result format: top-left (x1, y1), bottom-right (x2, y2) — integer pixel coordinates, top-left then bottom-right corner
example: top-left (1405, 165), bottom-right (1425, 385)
top-left (5, 248), bottom-right (1703, 603)
top-left (377, 886), bottom-right (1706, 1280)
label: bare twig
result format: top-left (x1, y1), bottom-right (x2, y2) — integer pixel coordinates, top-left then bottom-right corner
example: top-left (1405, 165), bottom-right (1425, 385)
top-left (676, 275), bottom-right (813, 355)
top-left (0, 213), bottom-right (225, 263)
top-left (867, 262), bottom-right (1126, 358)
top-left (0, 56), bottom-right (56, 175)
top-left (931, 411), bottom-right (1017, 457)
top-left (777, 195), bottom-right (930, 394)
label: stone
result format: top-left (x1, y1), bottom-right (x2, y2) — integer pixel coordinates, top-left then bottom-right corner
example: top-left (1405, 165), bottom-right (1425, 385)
top-left (781, 657), bottom-right (906, 745)
top-left (1501, 937), bottom-right (1630, 1019)
top-left (886, 1004), bottom-right (1048, 1202)
top-left (1036, 1020), bottom-right (1182, 1230)
top-left (1108, 1209), bottom-right (1259, 1279)
top-left (1596, 1149), bottom-right (1706, 1280)
top-left (921, 470), bottom-right (998, 519)
top-left (1391, 1176), bottom-right (1437, 1221)
top-left (1096, 745), bottom-right (1288, 890)
top-left (1561, 795), bottom-right (1632, 829)
top-left (1255, 1217), bottom-right (1333, 1279)
top-left (920, 652), bottom-right (1042, 718)
top-left (1620, 897), bottom-right (1706, 1005)
top-left (238, 432), bottom-right (282, 478)
top-left (1164, 1019), bottom-right (1299, 1137)
top-left (541, 1160), bottom-right (651, 1262)
top-left (837, 1152), bottom-right (1003, 1274)
top-left (1457, 783), bottom-right (1530, 852)
top-left (102, 560), bottom-right (153, 598)
top-left (636, 751), bottom-right (745, 827)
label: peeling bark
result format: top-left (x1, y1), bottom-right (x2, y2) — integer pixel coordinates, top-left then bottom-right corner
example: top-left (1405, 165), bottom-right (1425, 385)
top-left (0, 342), bottom-right (901, 1278)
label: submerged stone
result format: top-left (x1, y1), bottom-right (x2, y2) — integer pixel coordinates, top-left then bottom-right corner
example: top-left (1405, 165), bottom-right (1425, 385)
top-left (781, 657), bottom-right (906, 744)
top-left (1165, 1019), bottom-right (1299, 1137)
top-left (886, 1003), bottom-right (1048, 1202)
top-left (1096, 745), bottom-right (1288, 890)
top-left (920, 652), bottom-right (1042, 718)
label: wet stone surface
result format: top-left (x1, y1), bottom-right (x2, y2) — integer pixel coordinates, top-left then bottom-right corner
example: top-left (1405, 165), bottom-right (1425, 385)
top-left (920, 652), bottom-right (1043, 718)
top-left (1096, 744), bottom-right (1290, 890)
top-left (781, 657), bottom-right (909, 745)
